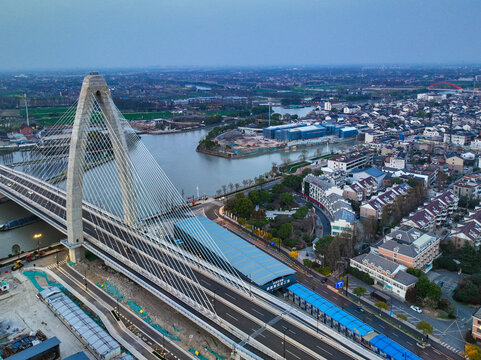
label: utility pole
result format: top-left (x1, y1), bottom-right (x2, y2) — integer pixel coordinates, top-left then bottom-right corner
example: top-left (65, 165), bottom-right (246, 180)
top-left (24, 94), bottom-right (29, 126)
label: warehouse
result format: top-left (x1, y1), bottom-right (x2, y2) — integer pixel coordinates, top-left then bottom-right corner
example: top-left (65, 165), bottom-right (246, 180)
top-left (339, 126), bottom-right (358, 138)
top-left (262, 123), bottom-right (306, 139)
top-left (174, 216), bottom-right (296, 292)
top-left (298, 125), bottom-right (327, 139)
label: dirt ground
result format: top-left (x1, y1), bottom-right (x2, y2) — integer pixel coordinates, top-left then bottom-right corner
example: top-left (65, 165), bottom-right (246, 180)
top-left (0, 269), bottom-right (96, 359)
top-left (78, 258), bottom-right (231, 359)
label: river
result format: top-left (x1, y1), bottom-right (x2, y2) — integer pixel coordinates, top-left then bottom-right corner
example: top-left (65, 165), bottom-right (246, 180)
top-left (0, 128), bottom-right (353, 257)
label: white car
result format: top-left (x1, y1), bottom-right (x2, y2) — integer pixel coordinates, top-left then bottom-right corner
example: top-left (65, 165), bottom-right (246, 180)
top-left (410, 305), bottom-right (422, 313)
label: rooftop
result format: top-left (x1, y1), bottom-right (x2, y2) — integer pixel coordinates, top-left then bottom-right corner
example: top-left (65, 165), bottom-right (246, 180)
top-left (174, 216), bottom-right (296, 287)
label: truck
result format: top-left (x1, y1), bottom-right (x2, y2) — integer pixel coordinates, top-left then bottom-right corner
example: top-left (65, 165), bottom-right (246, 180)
top-left (11, 260), bottom-right (23, 271)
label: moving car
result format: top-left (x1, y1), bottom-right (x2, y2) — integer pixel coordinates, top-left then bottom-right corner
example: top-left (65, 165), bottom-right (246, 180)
top-left (410, 305), bottom-right (422, 313)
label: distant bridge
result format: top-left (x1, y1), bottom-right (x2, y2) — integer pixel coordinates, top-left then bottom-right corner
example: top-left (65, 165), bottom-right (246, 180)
top-left (427, 82), bottom-right (462, 90)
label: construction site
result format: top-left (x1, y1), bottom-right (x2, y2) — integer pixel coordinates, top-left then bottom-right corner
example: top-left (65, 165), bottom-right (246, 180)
top-left (0, 268), bottom-right (95, 359)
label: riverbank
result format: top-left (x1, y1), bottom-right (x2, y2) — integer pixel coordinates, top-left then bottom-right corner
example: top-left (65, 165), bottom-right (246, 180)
top-left (197, 136), bottom-right (356, 159)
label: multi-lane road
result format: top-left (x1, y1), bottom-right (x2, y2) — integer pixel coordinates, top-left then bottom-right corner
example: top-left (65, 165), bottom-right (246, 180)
top-left (0, 165), bottom-right (376, 360)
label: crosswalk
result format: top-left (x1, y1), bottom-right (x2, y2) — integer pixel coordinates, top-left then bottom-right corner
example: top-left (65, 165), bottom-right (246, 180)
top-left (45, 260), bottom-right (67, 269)
top-left (441, 341), bottom-right (464, 356)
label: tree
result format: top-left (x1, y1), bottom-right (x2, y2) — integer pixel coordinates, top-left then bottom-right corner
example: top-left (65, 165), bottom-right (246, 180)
top-left (278, 223), bottom-right (293, 241)
top-left (465, 344), bottom-right (481, 360)
top-left (461, 243), bottom-right (481, 274)
top-left (280, 192), bottom-right (294, 208)
top-left (228, 182), bottom-right (234, 192)
top-left (416, 320), bottom-right (433, 335)
top-left (11, 244), bottom-right (20, 255)
top-left (353, 286), bottom-right (366, 299)
top-left (426, 282), bottom-right (442, 302)
top-left (248, 190), bottom-right (260, 205)
top-left (415, 275), bottom-right (431, 298)
top-left (282, 175), bottom-right (303, 192)
top-left (233, 197), bottom-right (254, 219)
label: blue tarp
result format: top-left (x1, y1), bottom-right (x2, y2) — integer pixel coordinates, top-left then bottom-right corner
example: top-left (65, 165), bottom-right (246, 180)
top-left (175, 216), bottom-right (295, 287)
top-left (369, 334), bottom-right (423, 360)
top-left (287, 283), bottom-right (373, 336)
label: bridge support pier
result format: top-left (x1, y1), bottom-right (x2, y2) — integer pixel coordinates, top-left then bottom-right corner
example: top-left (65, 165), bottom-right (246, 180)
top-left (69, 246), bottom-right (85, 263)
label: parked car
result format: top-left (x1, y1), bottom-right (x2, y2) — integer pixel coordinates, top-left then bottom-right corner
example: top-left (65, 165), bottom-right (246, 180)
top-left (356, 306), bottom-right (365, 313)
top-left (410, 305), bottom-right (422, 313)
top-left (321, 278), bottom-right (328, 284)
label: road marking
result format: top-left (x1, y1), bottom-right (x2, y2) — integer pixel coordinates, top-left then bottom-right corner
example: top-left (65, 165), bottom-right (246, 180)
top-left (392, 333), bottom-right (399, 337)
top-left (406, 341), bottom-right (414, 346)
top-left (316, 346), bottom-right (332, 356)
top-left (378, 324), bottom-right (385, 329)
top-left (286, 349), bottom-right (301, 359)
top-left (225, 312), bottom-right (238, 321)
top-left (252, 308), bottom-right (264, 317)
top-left (289, 329), bottom-right (296, 335)
top-left (200, 279), bottom-right (210, 285)
top-left (224, 292), bottom-right (236, 300)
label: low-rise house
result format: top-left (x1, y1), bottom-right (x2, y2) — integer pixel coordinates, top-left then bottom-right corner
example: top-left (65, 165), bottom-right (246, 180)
top-left (402, 191), bottom-right (458, 232)
top-left (343, 176), bottom-right (378, 202)
top-left (453, 174), bottom-right (481, 199)
top-left (349, 167), bottom-right (386, 188)
top-left (445, 153), bottom-right (464, 172)
top-left (350, 253), bottom-right (417, 299)
top-left (451, 208), bottom-right (481, 249)
top-left (360, 183), bottom-right (411, 219)
top-left (376, 226), bottom-right (440, 271)
top-left (472, 307), bottom-right (481, 342)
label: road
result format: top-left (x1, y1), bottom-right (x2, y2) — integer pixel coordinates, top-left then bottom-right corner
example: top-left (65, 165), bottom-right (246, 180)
top-left (0, 166), bottom-right (371, 360)
top-left (50, 262), bottom-right (188, 360)
top-left (195, 200), bottom-right (462, 360)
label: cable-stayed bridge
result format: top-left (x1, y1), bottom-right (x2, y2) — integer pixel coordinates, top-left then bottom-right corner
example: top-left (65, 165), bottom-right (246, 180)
top-left (0, 73), bottom-right (378, 360)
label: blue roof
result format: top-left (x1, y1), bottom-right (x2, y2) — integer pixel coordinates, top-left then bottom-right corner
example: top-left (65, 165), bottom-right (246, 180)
top-left (370, 334), bottom-right (422, 360)
top-left (64, 352), bottom-right (91, 360)
top-left (287, 283), bottom-right (373, 336)
top-left (350, 167), bottom-right (384, 178)
top-left (8, 337), bottom-right (60, 360)
top-left (174, 216), bottom-right (295, 287)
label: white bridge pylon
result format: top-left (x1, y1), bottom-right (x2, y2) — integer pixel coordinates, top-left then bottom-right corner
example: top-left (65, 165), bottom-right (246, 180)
top-left (17, 72), bottom-right (250, 314)
top-left (66, 73), bottom-right (137, 262)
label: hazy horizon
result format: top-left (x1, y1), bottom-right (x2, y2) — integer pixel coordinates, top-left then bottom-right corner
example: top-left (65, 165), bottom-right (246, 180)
top-left (1, 0), bottom-right (480, 71)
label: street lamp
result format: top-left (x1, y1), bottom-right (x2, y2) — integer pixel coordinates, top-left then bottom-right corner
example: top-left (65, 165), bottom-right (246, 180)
top-left (33, 233), bottom-right (42, 253)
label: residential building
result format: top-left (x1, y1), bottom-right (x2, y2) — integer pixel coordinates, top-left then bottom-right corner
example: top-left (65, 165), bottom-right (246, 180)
top-left (444, 132), bottom-right (469, 146)
top-left (472, 307), bottom-right (481, 341)
top-left (451, 208), bottom-right (481, 249)
top-left (343, 176), bottom-right (378, 202)
top-left (302, 174), bottom-right (355, 236)
top-left (377, 226), bottom-right (440, 270)
top-left (327, 152), bottom-right (374, 172)
top-left (445, 153), bottom-right (464, 172)
top-left (349, 167), bottom-right (386, 188)
top-left (402, 191), bottom-right (458, 232)
top-left (384, 155), bottom-right (406, 170)
top-left (350, 253), bottom-right (418, 299)
top-left (453, 174), bottom-right (481, 199)
top-left (360, 183), bottom-right (411, 219)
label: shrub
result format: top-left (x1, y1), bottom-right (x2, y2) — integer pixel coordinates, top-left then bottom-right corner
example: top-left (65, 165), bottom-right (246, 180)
top-left (303, 259), bottom-right (313, 268)
top-left (319, 266), bottom-right (331, 276)
top-left (347, 267), bottom-right (374, 285)
top-left (396, 313), bottom-right (408, 321)
top-left (433, 256), bottom-right (460, 272)
top-left (375, 301), bottom-right (388, 310)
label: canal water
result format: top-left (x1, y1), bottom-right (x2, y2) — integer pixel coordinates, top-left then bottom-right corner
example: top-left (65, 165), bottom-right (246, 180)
top-left (0, 128), bottom-right (353, 257)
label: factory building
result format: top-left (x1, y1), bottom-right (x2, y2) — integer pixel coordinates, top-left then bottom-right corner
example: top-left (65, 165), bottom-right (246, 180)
top-left (262, 123), bottom-right (307, 139)
top-left (174, 216), bottom-right (297, 292)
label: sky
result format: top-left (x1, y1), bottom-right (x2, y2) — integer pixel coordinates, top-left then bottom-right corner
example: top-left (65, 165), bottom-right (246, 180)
top-left (0, 0), bottom-right (480, 71)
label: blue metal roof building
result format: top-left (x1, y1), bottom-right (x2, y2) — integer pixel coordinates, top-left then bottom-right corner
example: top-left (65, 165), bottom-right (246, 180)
top-left (174, 216), bottom-right (296, 292)
top-left (7, 337), bottom-right (60, 360)
top-left (287, 283), bottom-right (373, 338)
top-left (369, 334), bottom-right (422, 360)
